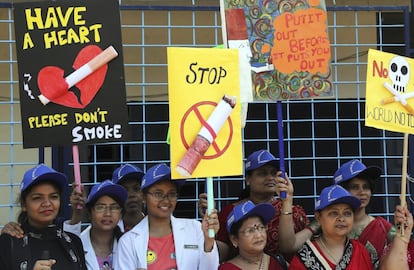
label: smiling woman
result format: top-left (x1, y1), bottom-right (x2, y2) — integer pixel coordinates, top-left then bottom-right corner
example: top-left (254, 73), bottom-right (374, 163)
top-left (279, 159), bottom-right (397, 269)
top-left (211, 149), bottom-right (309, 263)
top-left (333, 160), bottom-right (396, 268)
top-left (0, 163), bottom-right (87, 270)
top-left (289, 185), bottom-right (373, 270)
top-left (114, 163), bottom-right (220, 270)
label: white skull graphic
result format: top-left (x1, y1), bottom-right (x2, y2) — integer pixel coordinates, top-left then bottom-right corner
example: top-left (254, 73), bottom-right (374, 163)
top-left (389, 56), bottom-right (410, 92)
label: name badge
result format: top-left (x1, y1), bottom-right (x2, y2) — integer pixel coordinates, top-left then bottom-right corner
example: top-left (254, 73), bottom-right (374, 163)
top-left (184, 244), bottom-right (198, 249)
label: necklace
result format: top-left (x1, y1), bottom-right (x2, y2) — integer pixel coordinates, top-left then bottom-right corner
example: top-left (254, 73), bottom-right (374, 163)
top-left (239, 253), bottom-right (264, 270)
top-left (319, 236), bottom-right (341, 265)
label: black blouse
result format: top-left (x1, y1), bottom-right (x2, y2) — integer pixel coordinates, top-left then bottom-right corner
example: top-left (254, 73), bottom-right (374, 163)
top-left (0, 221), bottom-right (86, 270)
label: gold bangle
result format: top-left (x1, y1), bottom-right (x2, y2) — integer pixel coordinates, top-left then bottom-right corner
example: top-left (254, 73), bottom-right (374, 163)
top-left (282, 211), bottom-right (292, 215)
top-left (397, 235), bottom-right (410, 244)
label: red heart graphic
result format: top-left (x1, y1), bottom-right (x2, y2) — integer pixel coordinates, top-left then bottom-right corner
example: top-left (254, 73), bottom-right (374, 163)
top-left (37, 45), bottom-right (108, 108)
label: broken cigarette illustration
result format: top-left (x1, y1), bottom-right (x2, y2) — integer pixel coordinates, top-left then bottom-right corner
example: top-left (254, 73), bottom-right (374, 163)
top-left (38, 45), bottom-right (118, 105)
top-left (176, 95), bottom-right (237, 177)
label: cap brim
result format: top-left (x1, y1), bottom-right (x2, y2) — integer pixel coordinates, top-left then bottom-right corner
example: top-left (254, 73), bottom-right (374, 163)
top-left (86, 185), bottom-right (128, 207)
top-left (267, 160), bottom-right (280, 170)
top-left (247, 159), bottom-right (280, 172)
top-left (228, 203), bottom-right (276, 232)
top-left (118, 172), bottom-right (145, 183)
top-left (248, 203), bottom-right (276, 224)
top-left (358, 166), bottom-right (382, 181)
top-left (317, 195), bottom-right (361, 211)
top-left (142, 173), bottom-right (186, 190)
top-left (33, 172), bottom-right (67, 191)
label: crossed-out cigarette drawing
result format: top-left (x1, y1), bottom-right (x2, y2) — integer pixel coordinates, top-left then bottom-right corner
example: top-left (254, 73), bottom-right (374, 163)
top-left (176, 95), bottom-right (237, 177)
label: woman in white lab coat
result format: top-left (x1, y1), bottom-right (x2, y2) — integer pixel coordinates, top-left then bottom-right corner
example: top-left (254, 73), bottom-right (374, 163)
top-left (114, 163), bottom-right (220, 270)
top-left (81, 180), bottom-right (127, 270)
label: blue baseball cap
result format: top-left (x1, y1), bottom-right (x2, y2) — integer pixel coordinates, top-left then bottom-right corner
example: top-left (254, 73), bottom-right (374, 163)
top-left (141, 163), bottom-right (185, 190)
top-left (315, 185), bottom-right (361, 211)
top-left (86, 180), bottom-right (128, 207)
top-left (333, 159), bottom-right (381, 185)
top-left (226, 200), bottom-right (276, 232)
top-left (21, 163), bottom-right (68, 193)
top-left (245, 149), bottom-right (279, 172)
top-left (112, 163), bottom-right (144, 185)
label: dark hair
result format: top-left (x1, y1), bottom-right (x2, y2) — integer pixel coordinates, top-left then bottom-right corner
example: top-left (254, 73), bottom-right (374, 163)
top-left (113, 225), bottom-right (123, 240)
top-left (238, 186), bottom-right (250, 200)
top-left (17, 180), bottom-right (62, 224)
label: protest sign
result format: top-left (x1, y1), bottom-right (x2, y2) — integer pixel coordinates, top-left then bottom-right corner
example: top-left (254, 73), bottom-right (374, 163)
top-left (224, 0), bottom-right (333, 101)
top-left (14, 0), bottom-right (129, 148)
top-left (168, 47), bottom-right (243, 179)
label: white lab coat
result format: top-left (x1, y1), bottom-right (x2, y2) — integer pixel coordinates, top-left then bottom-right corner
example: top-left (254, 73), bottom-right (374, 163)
top-left (114, 216), bottom-right (219, 270)
top-left (80, 225), bottom-right (119, 270)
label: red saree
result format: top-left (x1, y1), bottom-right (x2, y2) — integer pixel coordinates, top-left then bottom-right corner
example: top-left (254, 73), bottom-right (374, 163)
top-left (289, 239), bottom-right (373, 270)
top-left (218, 255), bottom-right (284, 270)
top-left (355, 217), bottom-right (395, 268)
top-left (216, 198), bottom-right (309, 260)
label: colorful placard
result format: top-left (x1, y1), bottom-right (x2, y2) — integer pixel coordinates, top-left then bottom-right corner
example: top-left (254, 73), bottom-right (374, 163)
top-left (365, 49), bottom-right (414, 134)
top-left (13, 0), bottom-right (130, 148)
top-left (224, 0), bottom-right (333, 101)
top-left (168, 47), bottom-right (243, 179)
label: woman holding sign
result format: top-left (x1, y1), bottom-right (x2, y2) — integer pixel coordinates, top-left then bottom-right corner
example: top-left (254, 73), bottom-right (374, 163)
top-left (279, 159), bottom-right (396, 269)
top-left (199, 149), bottom-right (309, 262)
top-left (289, 185), bottom-right (373, 269)
top-left (63, 163), bottom-right (145, 234)
top-left (380, 205), bottom-right (414, 270)
top-left (114, 163), bottom-right (220, 270)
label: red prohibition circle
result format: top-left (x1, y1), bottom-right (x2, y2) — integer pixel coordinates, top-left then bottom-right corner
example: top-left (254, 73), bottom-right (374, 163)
top-left (180, 100), bottom-right (233, 159)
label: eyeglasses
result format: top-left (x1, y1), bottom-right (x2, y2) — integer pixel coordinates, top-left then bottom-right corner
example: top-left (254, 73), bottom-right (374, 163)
top-left (93, 204), bottom-right (122, 213)
top-left (147, 191), bottom-right (178, 201)
top-left (239, 224), bottom-right (267, 237)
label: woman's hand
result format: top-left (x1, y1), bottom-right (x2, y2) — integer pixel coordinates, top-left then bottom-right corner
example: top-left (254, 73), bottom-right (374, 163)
top-left (198, 193), bottom-right (208, 218)
top-left (202, 209), bottom-right (219, 236)
top-left (395, 204), bottom-right (413, 242)
top-left (1, 221), bottom-right (24, 238)
top-left (70, 182), bottom-right (86, 209)
top-left (276, 172), bottom-right (294, 201)
top-left (69, 182), bottom-right (86, 225)
top-left (202, 209), bottom-right (219, 252)
top-left (33, 259), bottom-right (56, 270)
top-left (197, 192), bottom-right (218, 219)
